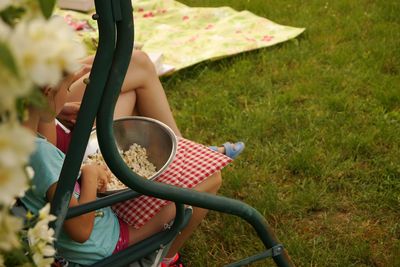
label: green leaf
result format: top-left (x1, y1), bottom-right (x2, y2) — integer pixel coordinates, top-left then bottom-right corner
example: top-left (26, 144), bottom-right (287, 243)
top-left (0, 42), bottom-right (19, 77)
top-left (37, 0), bottom-right (56, 19)
top-left (0, 6), bottom-right (26, 26)
top-left (3, 247), bottom-right (31, 267)
top-left (16, 86), bottom-right (45, 122)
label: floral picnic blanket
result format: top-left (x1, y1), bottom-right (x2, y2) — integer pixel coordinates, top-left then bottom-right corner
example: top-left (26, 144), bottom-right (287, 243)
top-left (57, 0), bottom-right (305, 74)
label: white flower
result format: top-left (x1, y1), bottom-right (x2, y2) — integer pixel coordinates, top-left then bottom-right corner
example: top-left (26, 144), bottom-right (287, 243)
top-left (0, 0), bottom-right (11, 11)
top-left (15, 0), bottom-right (44, 20)
top-left (28, 204), bottom-right (56, 244)
top-left (32, 252), bottom-right (54, 267)
top-left (28, 219), bottom-right (55, 245)
top-left (9, 16), bottom-right (86, 88)
top-left (0, 65), bottom-right (29, 110)
top-left (0, 166), bottom-right (29, 204)
top-left (0, 123), bottom-right (35, 204)
top-left (38, 203), bottom-right (57, 223)
top-left (30, 237), bottom-right (56, 256)
top-left (40, 243), bottom-right (56, 257)
top-left (28, 204), bottom-right (57, 267)
top-left (26, 165), bottom-right (35, 179)
top-left (0, 18), bottom-right (10, 38)
top-left (0, 123), bottom-right (35, 168)
top-left (0, 207), bottom-right (23, 251)
top-left (0, 20), bottom-right (32, 110)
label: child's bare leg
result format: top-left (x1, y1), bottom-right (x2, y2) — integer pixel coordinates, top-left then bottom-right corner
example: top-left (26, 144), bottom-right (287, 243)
top-left (121, 51), bottom-right (181, 136)
top-left (127, 171), bottom-right (222, 254)
top-left (113, 90), bottom-right (136, 119)
top-left (165, 171), bottom-right (222, 258)
top-left (127, 204), bottom-right (176, 244)
top-left (67, 51), bottom-right (181, 136)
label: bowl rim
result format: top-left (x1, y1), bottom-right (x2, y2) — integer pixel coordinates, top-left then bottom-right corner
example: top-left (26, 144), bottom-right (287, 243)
top-left (90, 115), bottom-right (178, 181)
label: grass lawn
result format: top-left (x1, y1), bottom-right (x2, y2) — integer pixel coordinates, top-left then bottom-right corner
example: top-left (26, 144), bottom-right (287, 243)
top-left (161, 0), bottom-right (400, 266)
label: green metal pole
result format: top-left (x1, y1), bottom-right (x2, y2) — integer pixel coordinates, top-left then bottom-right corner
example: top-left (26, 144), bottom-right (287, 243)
top-left (66, 190), bottom-right (140, 219)
top-left (81, 0), bottom-right (193, 266)
top-left (50, 0), bottom-right (116, 238)
top-left (91, 203), bottom-right (191, 267)
top-left (95, 1), bottom-right (294, 266)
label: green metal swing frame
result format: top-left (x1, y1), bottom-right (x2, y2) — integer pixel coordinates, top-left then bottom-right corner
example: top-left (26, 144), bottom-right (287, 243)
top-left (50, 0), bottom-right (294, 266)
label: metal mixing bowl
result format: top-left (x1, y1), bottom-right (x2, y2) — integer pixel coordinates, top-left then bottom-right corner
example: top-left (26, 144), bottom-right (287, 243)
top-left (86, 116), bottom-right (177, 180)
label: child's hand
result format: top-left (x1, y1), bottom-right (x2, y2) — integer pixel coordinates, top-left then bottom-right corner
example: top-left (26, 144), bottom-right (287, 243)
top-left (81, 164), bottom-right (111, 193)
top-left (96, 164), bottom-right (111, 193)
top-left (57, 102), bottom-right (81, 129)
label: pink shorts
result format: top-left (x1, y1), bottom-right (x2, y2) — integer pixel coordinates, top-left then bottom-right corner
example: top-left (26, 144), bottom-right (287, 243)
top-left (113, 217), bottom-right (130, 253)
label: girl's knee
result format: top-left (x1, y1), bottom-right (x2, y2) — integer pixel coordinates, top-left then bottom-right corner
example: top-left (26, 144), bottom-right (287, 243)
top-left (131, 50), bottom-right (157, 74)
top-left (201, 171), bottom-right (222, 193)
top-left (212, 171), bottom-right (223, 190)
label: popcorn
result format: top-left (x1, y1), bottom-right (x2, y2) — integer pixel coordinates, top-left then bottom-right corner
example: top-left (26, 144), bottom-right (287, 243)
top-left (85, 144), bottom-right (157, 191)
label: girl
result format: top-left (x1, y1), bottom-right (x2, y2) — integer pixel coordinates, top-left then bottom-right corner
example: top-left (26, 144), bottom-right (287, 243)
top-left (38, 50), bottom-right (245, 158)
top-left (24, 64), bottom-right (232, 266)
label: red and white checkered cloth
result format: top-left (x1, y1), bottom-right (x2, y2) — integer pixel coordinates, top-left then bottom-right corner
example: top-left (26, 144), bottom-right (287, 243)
top-left (112, 137), bottom-right (232, 229)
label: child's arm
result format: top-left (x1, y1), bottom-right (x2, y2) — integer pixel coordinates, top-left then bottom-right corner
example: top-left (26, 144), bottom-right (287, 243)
top-left (38, 121), bottom-right (57, 146)
top-left (46, 164), bottom-right (110, 243)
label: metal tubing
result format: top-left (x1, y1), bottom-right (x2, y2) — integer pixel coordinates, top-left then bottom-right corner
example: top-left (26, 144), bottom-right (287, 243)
top-left (90, 0), bottom-right (191, 266)
top-left (50, 0), bottom-right (293, 265)
top-left (91, 203), bottom-right (191, 267)
top-left (225, 245), bottom-right (284, 267)
top-left (50, 0), bottom-right (116, 238)
top-left (94, 1), bottom-right (293, 266)
top-left (65, 190), bottom-right (141, 219)
top-left (47, 0), bottom-right (192, 265)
